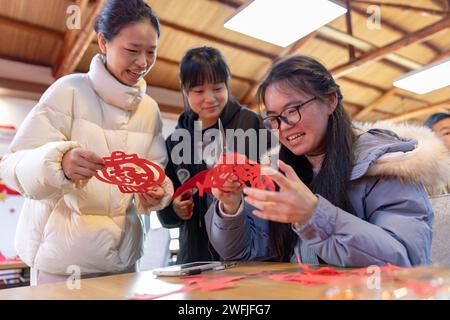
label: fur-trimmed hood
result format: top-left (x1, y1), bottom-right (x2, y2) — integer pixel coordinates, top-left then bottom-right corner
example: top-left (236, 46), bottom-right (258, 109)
top-left (353, 122), bottom-right (450, 188)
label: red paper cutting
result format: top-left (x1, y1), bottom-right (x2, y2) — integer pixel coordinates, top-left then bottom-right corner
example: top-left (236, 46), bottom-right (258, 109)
top-left (0, 179), bottom-right (21, 196)
top-left (0, 252), bottom-right (22, 265)
top-left (130, 264), bottom-right (411, 300)
top-left (173, 170), bottom-right (210, 199)
top-left (266, 264), bottom-right (405, 287)
top-left (404, 280), bottom-right (443, 297)
top-left (129, 274), bottom-right (244, 300)
top-left (173, 152), bottom-right (275, 200)
top-left (95, 151), bottom-right (165, 193)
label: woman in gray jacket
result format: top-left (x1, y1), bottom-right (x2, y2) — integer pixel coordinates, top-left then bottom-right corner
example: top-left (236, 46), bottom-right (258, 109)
top-left (205, 55), bottom-right (446, 267)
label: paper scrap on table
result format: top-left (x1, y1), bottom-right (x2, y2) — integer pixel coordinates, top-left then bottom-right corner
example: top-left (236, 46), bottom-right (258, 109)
top-left (0, 251), bottom-right (22, 264)
top-left (129, 275), bottom-right (245, 300)
top-left (130, 264), bottom-right (409, 300)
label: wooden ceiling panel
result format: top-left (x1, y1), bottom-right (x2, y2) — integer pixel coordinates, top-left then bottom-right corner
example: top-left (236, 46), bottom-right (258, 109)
top-left (427, 29), bottom-right (450, 50)
top-left (342, 60), bottom-right (405, 89)
top-left (298, 38), bottom-right (349, 70)
top-left (147, 62), bottom-right (182, 91)
top-left (339, 79), bottom-right (381, 106)
top-left (374, 94), bottom-right (426, 114)
top-left (0, 0), bottom-right (70, 32)
top-left (148, 0), bottom-right (283, 55)
top-left (157, 27), bottom-right (270, 79)
top-left (395, 42), bottom-right (438, 64)
top-left (0, 25), bottom-right (60, 66)
top-left (409, 87), bottom-right (450, 104)
top-left (0, 0), bottom-right (448, 123)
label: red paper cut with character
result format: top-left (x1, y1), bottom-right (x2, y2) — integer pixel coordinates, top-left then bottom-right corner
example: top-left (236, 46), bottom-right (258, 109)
top-left (95, 151), bottom-right (166, 193)
top-left (173, 152), bottom-right (275, 200)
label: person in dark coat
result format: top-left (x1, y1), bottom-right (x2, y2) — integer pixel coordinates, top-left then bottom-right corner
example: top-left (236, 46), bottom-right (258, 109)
top-left (157, 46), bottom-right (274, 263)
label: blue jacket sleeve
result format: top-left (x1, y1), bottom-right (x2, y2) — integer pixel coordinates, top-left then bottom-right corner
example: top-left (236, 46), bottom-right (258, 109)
top-left (295, 178), bottom-right (433, 267)
top-left (205, 200), bottom-right (274, 261)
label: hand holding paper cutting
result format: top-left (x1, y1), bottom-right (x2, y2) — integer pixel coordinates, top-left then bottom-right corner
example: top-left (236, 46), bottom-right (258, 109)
top-left (173, 190), bottom-right (194, 220)
top-left (62, 147), bottom-right (104, 181)
top-left (244, 160), bottom-right (319, 225)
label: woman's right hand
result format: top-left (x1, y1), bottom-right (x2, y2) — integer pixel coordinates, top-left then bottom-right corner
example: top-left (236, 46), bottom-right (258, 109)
top-left (212, 174), bottom-right (243, 215)
top-left (62, 147), bottom-right (104, 181)
top-left (173, 190), bottom-right (194, 220)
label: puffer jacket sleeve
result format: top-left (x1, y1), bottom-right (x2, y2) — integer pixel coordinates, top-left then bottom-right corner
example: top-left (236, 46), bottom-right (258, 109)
top-left (0, 80), bottom-right (80, 200)
top-left (295, 178), bottom-right (433, 267)
top-left (135, 106), bottom-right (174, 213)
top-left (205, 199), bottom-right (274, 261)
top-left (156, 147), bottom-right (184, 228)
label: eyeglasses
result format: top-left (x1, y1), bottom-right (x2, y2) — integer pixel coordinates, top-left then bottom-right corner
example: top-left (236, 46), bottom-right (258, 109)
top-left (262, 97), bottom-right (317, 130)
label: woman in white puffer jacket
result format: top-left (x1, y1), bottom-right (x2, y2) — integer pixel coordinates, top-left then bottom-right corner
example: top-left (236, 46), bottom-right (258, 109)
top-left (0, 0), bottom-right (173, 285)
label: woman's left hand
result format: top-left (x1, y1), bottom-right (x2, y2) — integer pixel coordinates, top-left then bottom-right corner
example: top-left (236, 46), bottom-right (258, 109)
top-left (137, 185), bottom-right (165, 208)
top-left (243, 160), bottom-right (319, 225)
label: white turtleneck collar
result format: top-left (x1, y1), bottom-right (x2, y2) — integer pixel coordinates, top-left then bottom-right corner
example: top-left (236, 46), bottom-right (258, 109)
top-left (87, 54), bottom-right (147, 112)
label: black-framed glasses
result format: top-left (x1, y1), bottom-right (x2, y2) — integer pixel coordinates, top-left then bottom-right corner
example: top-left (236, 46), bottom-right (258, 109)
top-left (262, 97), bottom-right (317, 130)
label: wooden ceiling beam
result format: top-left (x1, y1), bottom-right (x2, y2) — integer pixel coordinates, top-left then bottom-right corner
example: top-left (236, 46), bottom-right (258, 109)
top-left (353, 87), bottom-right (431, 121)
top-left (278, 31), bottom-right (318, 57)
top-left (213, 0), bottom-right (442, 55)
top-left (0, 14), bottom-right (63, 39)
top-left (319, 26), bottom-right (422, 70)
top-left (52, 0), bottom-right (89, 77)
top-left (210, 0), bottom-right (242, 8)
top-left (430, 48), bottom-right (450, 63)
top-left (353, 88), bottom-right (399, 120)
top-left (349, 6), bottom-right (442, 54)
top-left (345, 101), bottom-right (396, 116)
top-left (53, 0), bottom-right (107, 78)
top-left (315, 34), bottom-right (412, 74)
top-left (211, 0), bottom-right (325, 105)
top-left (158, 104), bottom-right (184, 116)
top-left (156, 55), bottom-right (256, 85)
top-left (350, 0), bottom-right (449, 16)
top-left (159, 18), bottom-right (276, 60)
top-left (387, 99), bottom-right (450, 122)
top-left (345, 0), bottom-right (356, 60)
top-left (431, 0), bottom-right (450, 10)
top-left (241, 31), bottom-right (319, 105)
top-left (331, 17), bottom-right (450, 78)
top-left (351, 48), bottom-right (450, 121)
top-left (338, 76), bottom-right (384, 92)
top-left (0, 77), bottom-right (47, 95)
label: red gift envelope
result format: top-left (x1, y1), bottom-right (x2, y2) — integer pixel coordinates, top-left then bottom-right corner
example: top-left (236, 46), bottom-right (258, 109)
top-left (95, 151), bottom-right (166, 193)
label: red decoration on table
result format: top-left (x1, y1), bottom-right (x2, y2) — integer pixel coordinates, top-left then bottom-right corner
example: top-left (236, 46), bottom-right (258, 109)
top-left (173, 152), bottom-right (275, 200)
top-left (95, 151), bottom-right (165, 193)
top-left (130, 264), bottom-right (420, 300)
top-left (0, 251), bottom-right (22, 265)
top-left (129, 275), bottom-right (245, 300)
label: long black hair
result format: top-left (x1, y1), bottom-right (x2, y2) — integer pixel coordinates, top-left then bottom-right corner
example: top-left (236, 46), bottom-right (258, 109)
top-left (257, 55), bottom-right (356, 262)
top-left (94, 0), bottom-right (160, 40)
